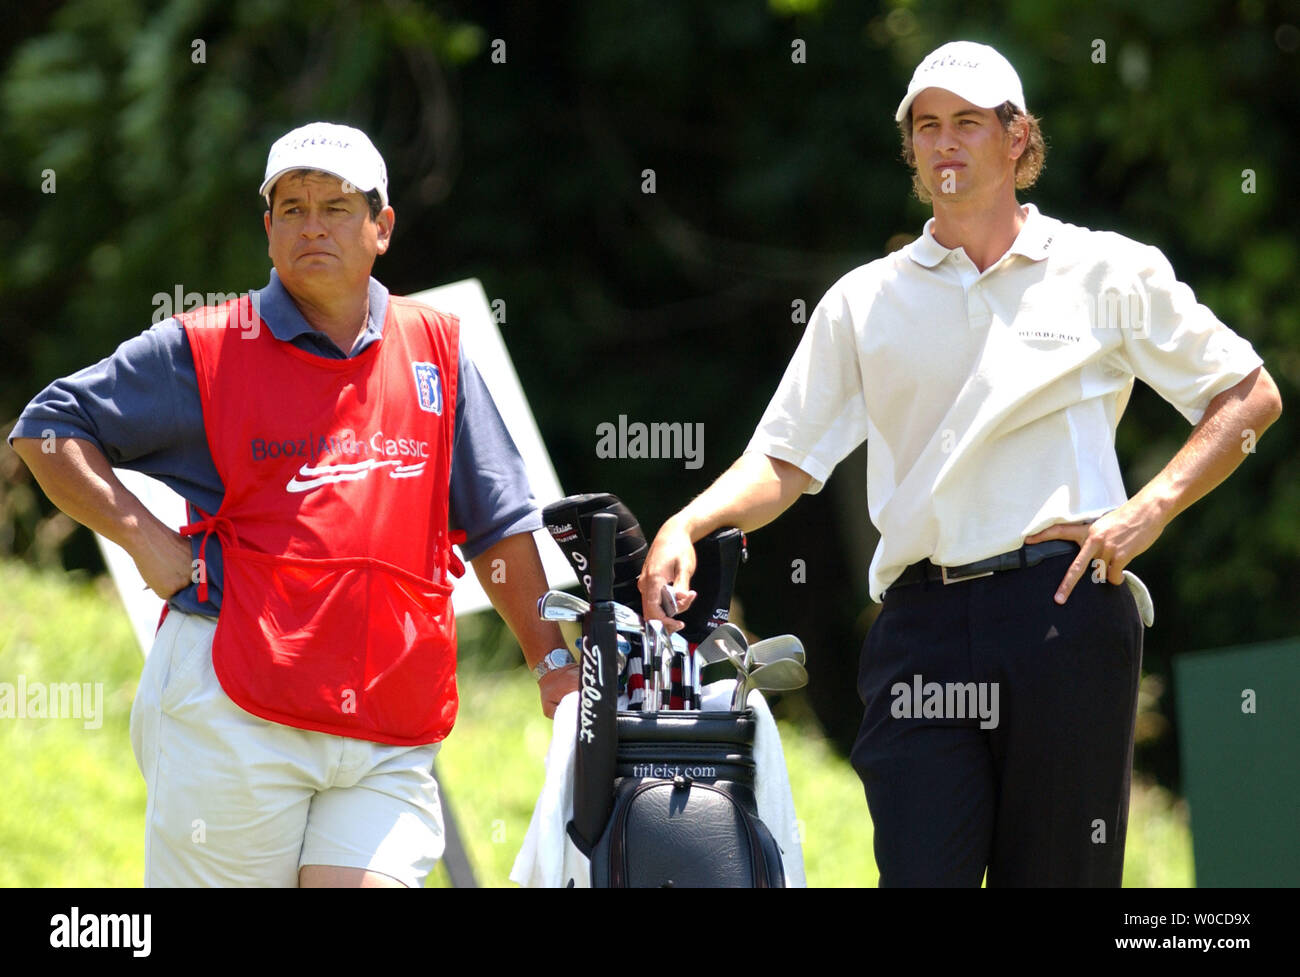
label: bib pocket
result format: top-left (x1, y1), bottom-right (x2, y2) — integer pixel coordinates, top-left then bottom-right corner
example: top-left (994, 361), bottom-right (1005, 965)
top-left (211, 547), bottom-right (458, 744)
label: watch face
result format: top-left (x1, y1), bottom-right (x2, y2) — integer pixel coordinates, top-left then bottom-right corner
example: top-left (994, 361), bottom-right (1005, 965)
top-left (536, 648), bottom-right (572, 677)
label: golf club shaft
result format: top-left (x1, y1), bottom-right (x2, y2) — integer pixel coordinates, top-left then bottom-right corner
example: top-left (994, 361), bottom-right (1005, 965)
top-left (660, 630), bottom-right (671, 712)
top-left (644, 626), bottom-right (655, 712)
top-left (681, 646), bottom-right (692, 710)
top-left (672, 645), bottom-right (684, 710)
top-left (692, 647), bottom-right (700, 709)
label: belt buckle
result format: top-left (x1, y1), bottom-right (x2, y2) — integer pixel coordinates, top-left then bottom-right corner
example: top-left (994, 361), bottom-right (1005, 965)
top-left (940, 564), bottom-right (995, 586)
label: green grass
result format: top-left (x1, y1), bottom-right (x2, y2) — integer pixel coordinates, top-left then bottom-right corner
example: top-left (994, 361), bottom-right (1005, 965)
top-left (0, 557), bottom-right (1193, 887)
top-left (0, 562), bottom-right (145, 886)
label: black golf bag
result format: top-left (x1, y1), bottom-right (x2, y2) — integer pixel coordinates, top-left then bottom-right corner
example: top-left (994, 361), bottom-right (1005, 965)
top-left (543, 493), bottom-right (787, 888)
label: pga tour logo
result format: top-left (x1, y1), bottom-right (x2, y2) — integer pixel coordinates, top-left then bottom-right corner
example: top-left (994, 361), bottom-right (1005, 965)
top-left (412, 362), bottom-right (442, 414)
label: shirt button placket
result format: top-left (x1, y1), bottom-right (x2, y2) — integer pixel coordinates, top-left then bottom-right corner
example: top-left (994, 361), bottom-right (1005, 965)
top-left (960, 261), bottom-right (991, 330)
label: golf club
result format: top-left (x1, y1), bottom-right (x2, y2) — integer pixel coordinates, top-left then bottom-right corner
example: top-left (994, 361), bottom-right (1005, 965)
top-left (746, 634), bottom-right (806, 668)
top-left (540, 591), bottom-right (644, 635)
top-left (694, 622), bottom-right (748, 666)
top-left (641, 622), bottom-right (654, 712)
top-left (668, 632), bottom-right (693, 709)
top-left (662, 631), bottom-right (673, 709)
top-left (539, 589), bottom-right (589, 618)
top-left (611, 601), bottom-right (643, 632)
top-left (731, 657), bottom-right (808, 709)
top-left (691, 645), bottom-right (701, 709)
top-left (644, 619), bottom-right (664, 712)
top-left (659, 622), bottom-right (668, 712)
top-left (641, 617), bottom-right (656, 712)
top-left (543, 605), bottom-right (643, 637)
top-left (715, 639), bottom-right (748, 679)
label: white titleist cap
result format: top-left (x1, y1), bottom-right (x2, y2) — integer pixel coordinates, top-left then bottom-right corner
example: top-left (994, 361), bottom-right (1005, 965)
top-left (259, 122), bottom-right (389, 207)
top-left (895, 41), bottom-right (1026, 123)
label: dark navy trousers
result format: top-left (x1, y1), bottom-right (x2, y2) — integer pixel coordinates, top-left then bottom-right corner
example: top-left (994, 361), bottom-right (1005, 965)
top-left (850, 550), bottom-right (1144, 887)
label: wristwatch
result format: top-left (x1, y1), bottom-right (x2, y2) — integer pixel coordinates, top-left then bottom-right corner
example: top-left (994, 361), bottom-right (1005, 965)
top-left (533, 647), bottom-right (575, 680)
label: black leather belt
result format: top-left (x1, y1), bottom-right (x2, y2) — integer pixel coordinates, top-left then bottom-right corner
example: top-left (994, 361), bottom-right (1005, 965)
top-left (889, 540), bottom-right (1079, 589)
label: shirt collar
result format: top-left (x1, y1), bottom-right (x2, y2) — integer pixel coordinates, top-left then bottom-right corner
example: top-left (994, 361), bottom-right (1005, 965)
top-left (1006, 203), bottom-right (1054, 261)
top-left (907, 202), bottom-right (1054, 269)
top-left (252, 269), bottom-right (390, 353)
top-left (908, 219), bottom-right (952, 268)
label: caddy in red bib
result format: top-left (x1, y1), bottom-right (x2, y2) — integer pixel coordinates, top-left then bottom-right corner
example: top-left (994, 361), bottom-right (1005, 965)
top-left (179, 294), bottom-right (463, 746)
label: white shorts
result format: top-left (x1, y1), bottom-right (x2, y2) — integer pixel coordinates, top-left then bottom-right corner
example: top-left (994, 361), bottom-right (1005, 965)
top-left (129, 610), bottom-right (444, 887)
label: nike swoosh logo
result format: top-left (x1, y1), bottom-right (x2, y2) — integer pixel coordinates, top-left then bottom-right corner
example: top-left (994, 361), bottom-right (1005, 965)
top-left (390, 462), bottom-right (427, 479)
top-left (285, 458), bottom-right (428, 492)
top-left (286, 458), bottom-right (399, 492)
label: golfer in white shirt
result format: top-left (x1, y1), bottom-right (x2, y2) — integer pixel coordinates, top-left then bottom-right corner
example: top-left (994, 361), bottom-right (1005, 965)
top-left (638, 41), bottom-right (1282, 886)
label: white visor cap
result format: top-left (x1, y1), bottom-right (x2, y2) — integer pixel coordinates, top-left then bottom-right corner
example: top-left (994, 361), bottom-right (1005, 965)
top-left (260, 122), bottom-right (389, 208)
top-left (895, 41), bottom-right (1026, 123)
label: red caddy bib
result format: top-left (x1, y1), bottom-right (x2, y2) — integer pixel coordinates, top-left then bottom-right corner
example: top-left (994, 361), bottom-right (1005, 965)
top-left (179, 294), bottom-right (462, 745)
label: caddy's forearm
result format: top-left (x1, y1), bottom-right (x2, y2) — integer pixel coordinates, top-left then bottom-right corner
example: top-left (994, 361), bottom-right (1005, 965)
top-left (12, 437), bottom-right (173, 556)
top-left (470, 530), bottom-right (566, 670)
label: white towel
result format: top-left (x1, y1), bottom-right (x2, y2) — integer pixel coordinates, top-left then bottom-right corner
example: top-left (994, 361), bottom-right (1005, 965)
top-left (510, 681), bottom-right (807, 887)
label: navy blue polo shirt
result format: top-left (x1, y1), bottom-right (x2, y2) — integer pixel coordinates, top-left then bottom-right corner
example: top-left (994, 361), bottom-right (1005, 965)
top-left (9, 270), bottom-right (542, 617)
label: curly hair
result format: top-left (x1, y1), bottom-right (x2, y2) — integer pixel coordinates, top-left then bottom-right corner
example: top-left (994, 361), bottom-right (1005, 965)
top-left (899, 101), bottom-right (1045, 203)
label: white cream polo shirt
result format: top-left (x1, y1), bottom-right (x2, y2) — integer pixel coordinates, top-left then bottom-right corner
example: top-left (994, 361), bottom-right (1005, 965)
top-left (747, 203), bottom-right (1263, 604)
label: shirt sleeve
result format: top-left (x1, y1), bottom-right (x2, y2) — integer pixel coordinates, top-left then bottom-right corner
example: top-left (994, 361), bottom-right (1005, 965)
top-left (8, 318), bottom-right (212, 479)
top-left (745, 281), bottom-right (871, 494)
top-left (447, 344), bottom-right (542, 561)
top-left (1118, 244), bottom-right (1263, 425)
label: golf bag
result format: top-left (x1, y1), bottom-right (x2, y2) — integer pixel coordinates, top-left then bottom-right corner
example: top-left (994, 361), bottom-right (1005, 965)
top-left (546, 493), bottom-right (786, 888)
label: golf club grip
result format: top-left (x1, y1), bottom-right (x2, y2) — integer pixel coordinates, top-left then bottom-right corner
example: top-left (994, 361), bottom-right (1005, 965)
top-left (589, 512), bottom-right (616, 603)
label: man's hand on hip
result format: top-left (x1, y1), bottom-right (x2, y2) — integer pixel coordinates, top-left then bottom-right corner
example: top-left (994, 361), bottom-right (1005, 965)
top-left (134, 524), bottom-right (198, 600)
top-left (11, 435), bottom-right (195, 600)
top-left (1025, 495), bottom-right (1169, 605)
top-left (1030, 367), bottom-right (1284, 606)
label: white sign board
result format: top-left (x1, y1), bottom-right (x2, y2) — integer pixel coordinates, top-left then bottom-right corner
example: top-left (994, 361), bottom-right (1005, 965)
top-left (97, 278), bottom-right (576, 656)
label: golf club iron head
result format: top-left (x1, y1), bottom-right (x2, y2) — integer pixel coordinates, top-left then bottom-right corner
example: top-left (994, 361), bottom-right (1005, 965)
top-left (612, 601), bottom-right (643, 632)
top-left (746, 634), bottom-right (806, 668)
top-left (538, 589), bottom-right (588, 619)
top-left (539, 591), bottom-right (644, 638)
top-left (732, 657), bottom-right (808, 709)
top-left (695, 622), bottom-right (748, 666)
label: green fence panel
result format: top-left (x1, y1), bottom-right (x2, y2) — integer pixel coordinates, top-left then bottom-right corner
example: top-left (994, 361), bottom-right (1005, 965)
top-left (1173, 637), bottom-right (1300, 886)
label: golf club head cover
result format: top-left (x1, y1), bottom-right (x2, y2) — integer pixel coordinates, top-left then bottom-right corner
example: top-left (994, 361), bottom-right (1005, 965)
top-left (543, 493), bottom-right (648, 610)
top-left (674, 527), bottom-right (747, 644)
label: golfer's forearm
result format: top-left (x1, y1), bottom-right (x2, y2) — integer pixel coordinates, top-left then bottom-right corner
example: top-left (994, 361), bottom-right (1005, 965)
top-left (674, 452), bottom-right (812, 541)
top-left (472, 531), bottom-right (566, 668)
top-left (1135, 366), bottom-right (1283, 525)
top-left (11, 437), bottom-right (171, 554)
